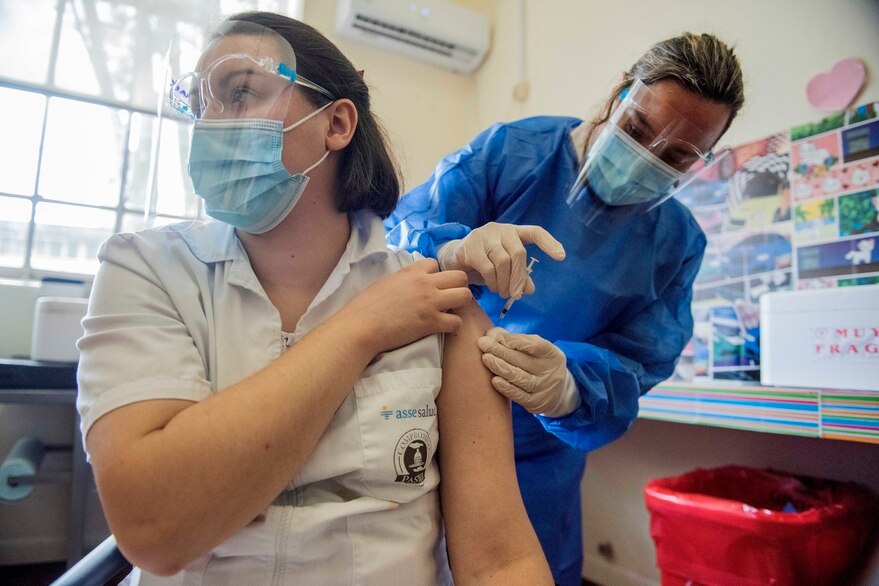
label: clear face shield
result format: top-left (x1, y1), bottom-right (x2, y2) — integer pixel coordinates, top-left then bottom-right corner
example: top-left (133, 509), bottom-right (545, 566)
top-left (566, 79), bottom-right (730, 228)
top-left (147, 20), bottom-right (334, 233)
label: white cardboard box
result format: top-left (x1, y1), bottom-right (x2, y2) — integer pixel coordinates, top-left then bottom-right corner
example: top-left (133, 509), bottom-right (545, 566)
top-left (30, 296), bottom-right (89, 362)
top-left (760, 285), bottom-right (879, 391)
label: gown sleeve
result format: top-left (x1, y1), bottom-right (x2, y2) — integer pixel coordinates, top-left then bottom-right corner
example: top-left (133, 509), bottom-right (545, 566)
top-left (385, 124), bottom-right (511, 257)
top-left (537, 232), bottom-right (706, 452)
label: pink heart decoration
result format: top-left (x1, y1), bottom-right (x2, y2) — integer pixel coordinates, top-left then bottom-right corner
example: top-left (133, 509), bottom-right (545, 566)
top-left (806, 58), bottom-right (866, 112)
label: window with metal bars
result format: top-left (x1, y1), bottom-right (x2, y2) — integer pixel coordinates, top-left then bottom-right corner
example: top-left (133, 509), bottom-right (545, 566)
top-left (0, 0), bottom-right (302, 279)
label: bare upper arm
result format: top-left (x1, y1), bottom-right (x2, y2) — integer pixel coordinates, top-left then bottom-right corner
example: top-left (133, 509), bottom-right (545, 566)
top-left (438, 299), bottom-right (513, 459)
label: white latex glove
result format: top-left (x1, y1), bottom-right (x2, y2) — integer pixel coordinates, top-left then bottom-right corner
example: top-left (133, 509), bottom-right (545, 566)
top-left (436, 222), bottom-right (566, 299)
top-left (477, 327), bottom-right (581, 418)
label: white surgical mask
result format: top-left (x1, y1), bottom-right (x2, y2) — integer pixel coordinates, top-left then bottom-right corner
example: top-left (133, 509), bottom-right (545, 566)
top-left (585, 123), bottom-right (682, 206)
top-left (188, 102), bottom-right (332, 233)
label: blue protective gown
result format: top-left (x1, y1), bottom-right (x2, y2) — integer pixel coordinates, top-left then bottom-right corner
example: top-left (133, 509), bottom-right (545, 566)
top-left (385, 116), bottom-right (706, 586)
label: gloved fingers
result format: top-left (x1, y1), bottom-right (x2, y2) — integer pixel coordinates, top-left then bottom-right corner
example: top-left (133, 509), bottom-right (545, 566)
top-left (482, 329), bottom-right (548, 356)
top-left (481, 352), bottom-right (538, 393)
top-left (489, 375), bottom-right (528, 399)
top-left (500, 228), bottom-right (528, 299)
top-left (480, 349), bottom-right (518, 379)
top-left (478, 335), bottom-right (540, 373)
top-left (436, 239), bottom-right (463, 272)
top-left (477, 327), bottom-right (512, 353)
top-left (483, 327), bottom-right (557, 358)
top-left (489, 377), bottom-right (539, 412)
top-left (523, 276), bottom-right (536, 296)
top-left (514, 225), bottom-right (566, 261)
top-left (499, 331), bottom-right (560, 359)
top-left (463, 237), bottom-right (499, 292)
top-left (485, 240), bottom-right (512, 298)
top-left (479, 328), bottom-right (534, 354)
top-left (485, 326), bottom-right (509, 337)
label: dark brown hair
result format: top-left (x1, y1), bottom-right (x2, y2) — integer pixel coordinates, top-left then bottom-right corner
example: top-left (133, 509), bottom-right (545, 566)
top-left (584, 32), bottom-right (745, 152)
top-left (226, 11), bottom-right (401, 218)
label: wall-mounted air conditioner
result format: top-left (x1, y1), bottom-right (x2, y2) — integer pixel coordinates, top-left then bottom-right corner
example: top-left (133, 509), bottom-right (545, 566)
top-left (335, 0), bottom-right (490, 74)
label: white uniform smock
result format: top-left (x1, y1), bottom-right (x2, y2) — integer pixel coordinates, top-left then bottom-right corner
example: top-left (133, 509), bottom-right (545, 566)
top-left (77, 211), bottom-right (452, 585)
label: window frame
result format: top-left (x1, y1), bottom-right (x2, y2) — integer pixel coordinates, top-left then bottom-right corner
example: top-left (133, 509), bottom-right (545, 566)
top-left (0, 76), bottom-right (180, 281)
top-left (0, 0), bottom-right (304, 281)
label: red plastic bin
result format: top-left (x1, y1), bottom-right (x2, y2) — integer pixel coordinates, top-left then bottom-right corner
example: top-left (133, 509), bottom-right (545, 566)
top-left (644, 465), bottom-right (876, 586)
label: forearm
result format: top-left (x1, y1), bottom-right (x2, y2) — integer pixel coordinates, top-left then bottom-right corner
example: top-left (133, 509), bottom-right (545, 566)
top-left (458, 557), bottom-right (558, 586)
top-left (438, 302), bottom-right (552, 584)
top-left (442, 431), bottom-right (551, 585)
top-left (90, 314), bottom-right (377, 574)
top-left (446, 501), bottom-right (553, 585)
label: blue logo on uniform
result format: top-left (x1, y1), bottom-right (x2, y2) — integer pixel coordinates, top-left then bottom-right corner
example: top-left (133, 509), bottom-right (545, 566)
top-left (379, 404), bottom-right (436, 421)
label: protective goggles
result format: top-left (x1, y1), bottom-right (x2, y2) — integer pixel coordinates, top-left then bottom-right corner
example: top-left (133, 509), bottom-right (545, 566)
top-left (167, 21), bottom-right (334, 122)
top-left (613, 79), bottom-right (718, 173)
top-left (144, 20), bottom-right (336, 229)
top-left (565, 78), bottom-right (730, 228)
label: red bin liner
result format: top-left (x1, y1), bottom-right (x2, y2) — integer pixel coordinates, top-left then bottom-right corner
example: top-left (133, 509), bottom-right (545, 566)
top-left (644, 465), bottom-right (877, 586)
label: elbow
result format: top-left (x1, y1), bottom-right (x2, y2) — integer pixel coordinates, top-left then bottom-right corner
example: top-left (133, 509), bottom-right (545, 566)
top-left (137, 558), bottom-right (187, 578)
top-left (451, 551), bottom-right (553, 586)
top-left (98, 481), bottom-right (208, 575)
top-left (113, 522), bottom-right (196, 576)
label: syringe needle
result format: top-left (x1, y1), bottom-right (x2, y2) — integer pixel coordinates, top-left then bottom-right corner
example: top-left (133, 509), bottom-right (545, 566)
top-left (499, 257), bottom-right (538, 320)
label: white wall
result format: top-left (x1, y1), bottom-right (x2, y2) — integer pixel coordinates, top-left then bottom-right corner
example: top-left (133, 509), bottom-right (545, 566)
top-left (304, 0), bottom-right (493, 189)
top-left (475, 0), bottom-right (879, 147)
top-left (471, 1), bottom-right (879, 584)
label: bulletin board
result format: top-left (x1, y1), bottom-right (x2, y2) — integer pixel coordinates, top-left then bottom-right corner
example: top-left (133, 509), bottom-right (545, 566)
top-left (673, 102), bottom-right (879, 383)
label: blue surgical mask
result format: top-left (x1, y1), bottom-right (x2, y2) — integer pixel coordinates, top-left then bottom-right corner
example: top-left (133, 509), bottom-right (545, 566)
top-left (188, 102), bottom-right (332, 234)
top-left (585, 123), bottom-right (682, 206)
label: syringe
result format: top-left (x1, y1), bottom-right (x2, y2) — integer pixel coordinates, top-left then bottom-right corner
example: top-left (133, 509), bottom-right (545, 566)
top-left (499, 257), bottom-right (538, 320)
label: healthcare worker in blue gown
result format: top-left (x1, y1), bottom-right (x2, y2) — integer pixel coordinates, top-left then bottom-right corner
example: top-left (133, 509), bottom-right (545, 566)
top-left (386, 33), bottom-right (745, 585)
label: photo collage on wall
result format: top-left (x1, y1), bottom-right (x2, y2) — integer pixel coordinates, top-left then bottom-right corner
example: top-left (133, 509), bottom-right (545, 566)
top-left (672, 102), bottom-right (879, 383)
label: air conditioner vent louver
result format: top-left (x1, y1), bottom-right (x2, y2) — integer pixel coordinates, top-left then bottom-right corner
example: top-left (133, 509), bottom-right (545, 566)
top-left (352, 14), bottom-right (475, 57)
top-left (336, 0), bottom-right (490, 74)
